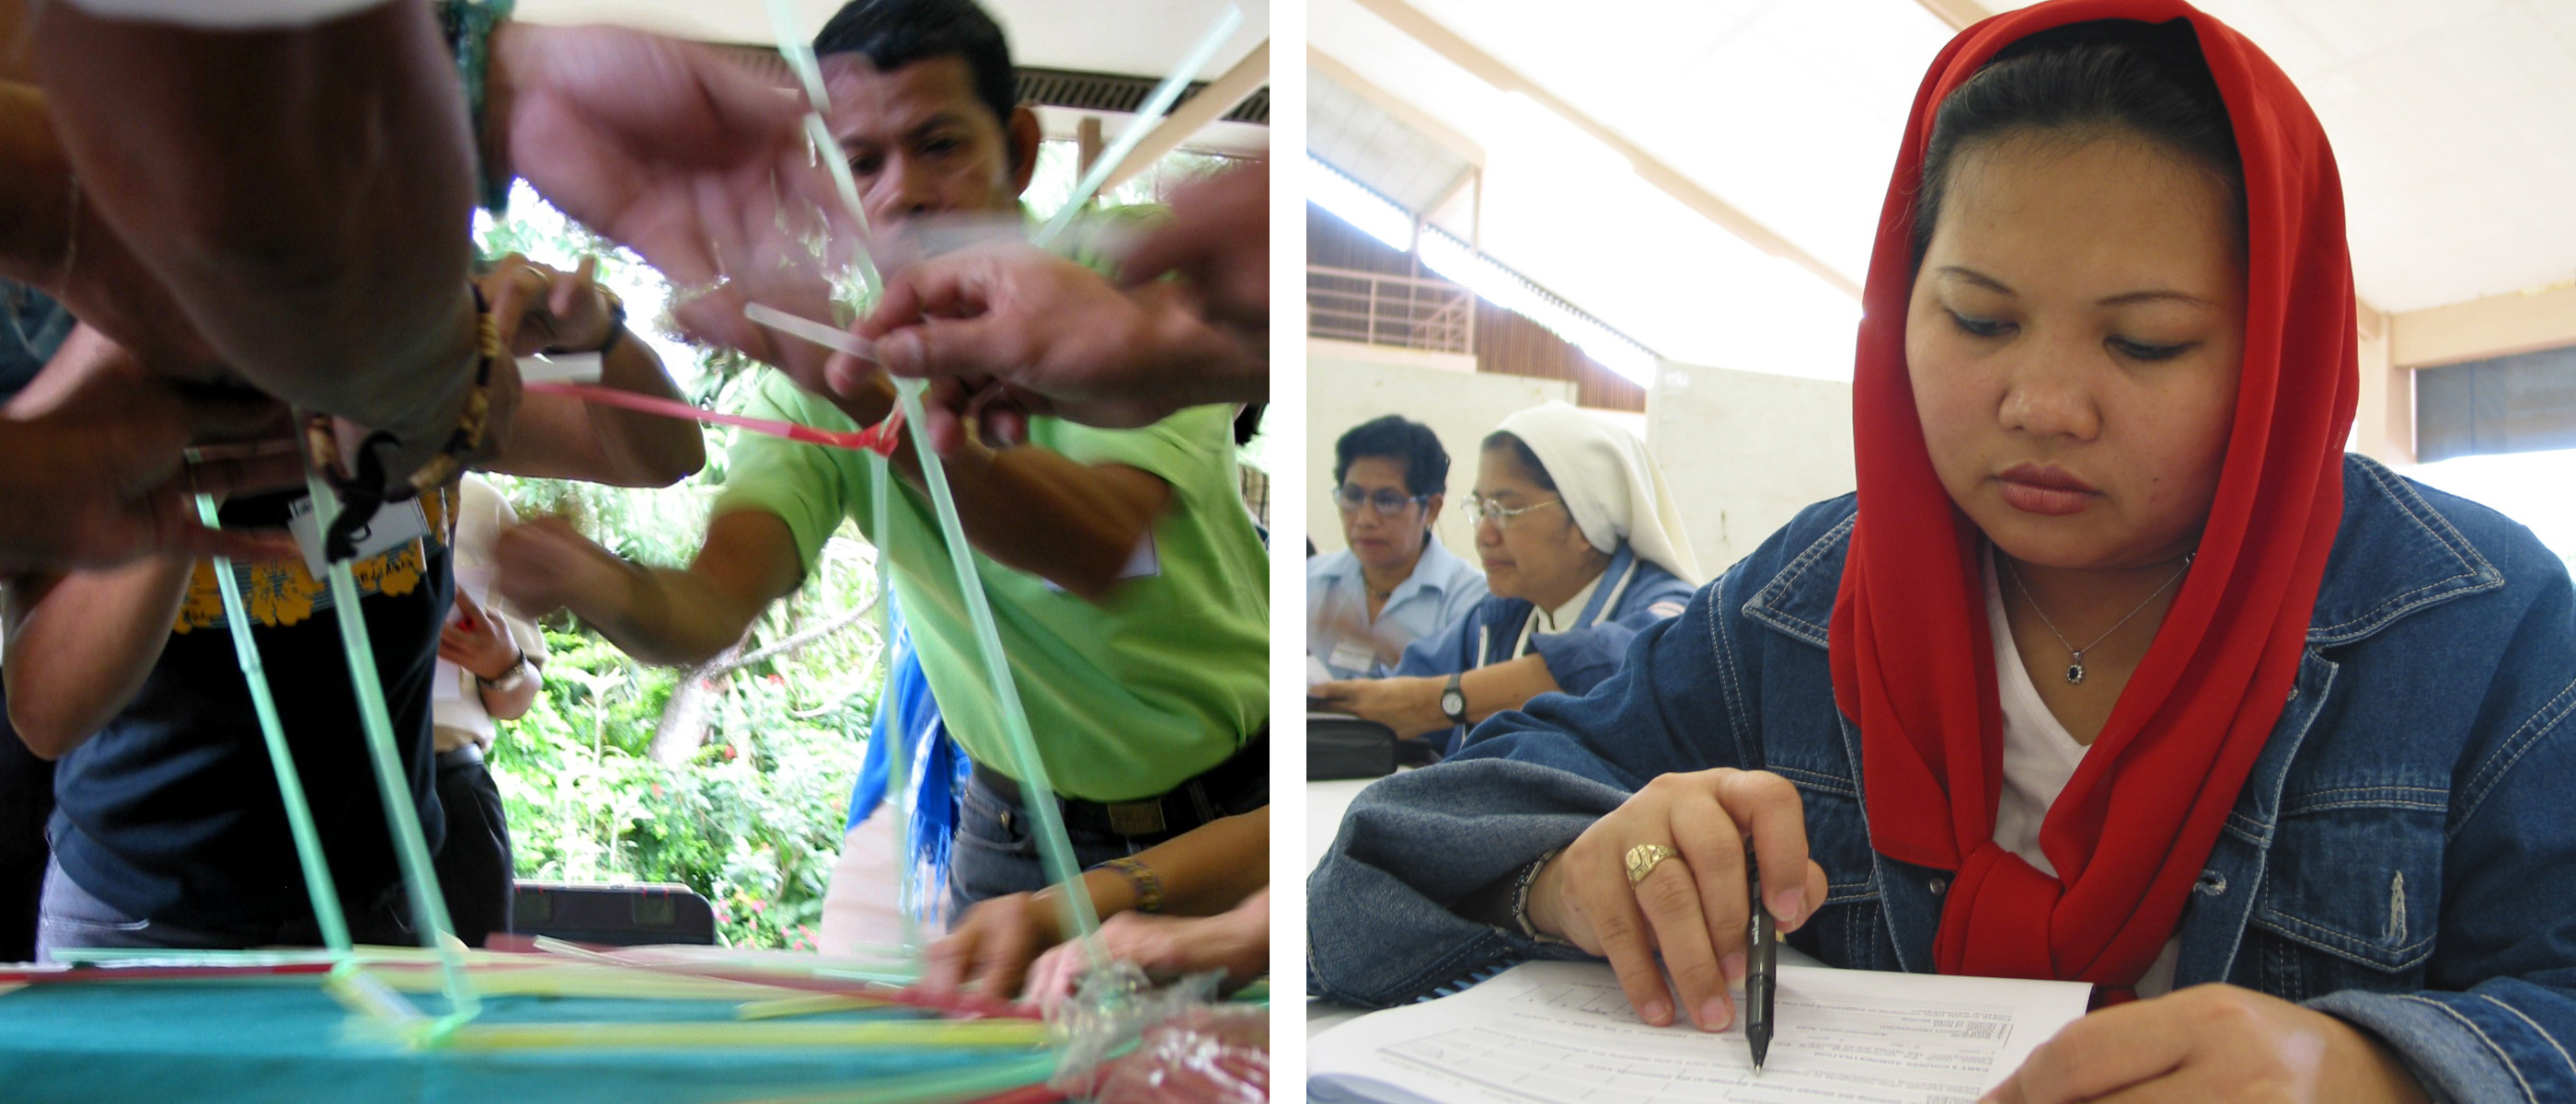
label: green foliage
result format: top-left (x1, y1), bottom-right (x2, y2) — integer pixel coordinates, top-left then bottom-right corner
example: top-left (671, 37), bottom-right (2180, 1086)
top-left (474, 188), bottom-right (892, 950)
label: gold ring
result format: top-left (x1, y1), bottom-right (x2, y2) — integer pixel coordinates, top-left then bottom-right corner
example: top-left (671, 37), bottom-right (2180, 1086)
top-left (1624, 843), bottom-right (1679, 886)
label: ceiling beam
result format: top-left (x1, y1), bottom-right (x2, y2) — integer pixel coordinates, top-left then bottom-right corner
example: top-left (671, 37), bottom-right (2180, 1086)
top-left (1913, 0), bottom-right (1993, 32)
top-left (1308, 46), bottom-right (1487, 167)
top-left (1347, 0), bottom-right (1860, 299)
top-left (1101, 39), bottom-right (1271, 192)
top-left (2391, 283), bottom-right (2576, 369)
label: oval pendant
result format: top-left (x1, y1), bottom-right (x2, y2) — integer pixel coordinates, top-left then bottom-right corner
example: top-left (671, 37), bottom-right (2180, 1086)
top-left (2065, 662), bottom-right (2087, 685)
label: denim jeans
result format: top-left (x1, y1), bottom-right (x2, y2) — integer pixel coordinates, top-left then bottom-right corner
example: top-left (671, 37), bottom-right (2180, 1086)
top-left (945, 771), bottom-right (1146, 916)
top-left (36, 861), bottom-right (415, 962)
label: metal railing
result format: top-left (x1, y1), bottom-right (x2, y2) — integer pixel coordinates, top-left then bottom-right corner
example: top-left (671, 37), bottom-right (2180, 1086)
top-left (1305, 265), bottom-right (1475, 354)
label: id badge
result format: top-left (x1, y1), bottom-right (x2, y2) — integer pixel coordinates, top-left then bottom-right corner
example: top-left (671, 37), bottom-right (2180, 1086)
top-left (1328, 637), bottom-right (1378, 676)
top-left (287, 494), bottom-right (431, 578)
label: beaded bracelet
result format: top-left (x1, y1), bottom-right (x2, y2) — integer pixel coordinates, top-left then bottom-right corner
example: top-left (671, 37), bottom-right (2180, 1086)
top-left (1096, 857), bottom-right (1165, 914)
top-left (305, 293), bottom-right (503, 561)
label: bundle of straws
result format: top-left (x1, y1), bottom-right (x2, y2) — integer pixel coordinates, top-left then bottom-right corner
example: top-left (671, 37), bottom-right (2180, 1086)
top-left (16, 6), bottom-right (1249, 1103)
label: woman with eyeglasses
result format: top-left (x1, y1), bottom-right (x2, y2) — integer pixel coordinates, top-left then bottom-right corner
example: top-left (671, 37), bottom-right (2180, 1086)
top-left (1307, 416), bottom-right (1490, 681)
top-left (1311, 403), bottom-right (1697, 753)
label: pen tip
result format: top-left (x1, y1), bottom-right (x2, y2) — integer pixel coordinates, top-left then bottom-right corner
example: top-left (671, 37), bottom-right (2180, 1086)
top-left (1751, 1038), bottom-right (1768, 1070)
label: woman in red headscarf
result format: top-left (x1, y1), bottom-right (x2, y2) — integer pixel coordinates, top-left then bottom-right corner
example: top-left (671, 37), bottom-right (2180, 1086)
top-left (1308, 3), bottom-right (2576, 1101)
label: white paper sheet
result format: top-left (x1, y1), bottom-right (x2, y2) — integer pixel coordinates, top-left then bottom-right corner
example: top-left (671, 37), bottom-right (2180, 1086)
top-left (1310, 960), bottom-right (2090, 1104)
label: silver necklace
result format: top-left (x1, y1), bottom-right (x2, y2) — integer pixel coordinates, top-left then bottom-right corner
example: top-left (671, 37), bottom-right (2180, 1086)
top-left (2000, 552), bottom-right (2194, 685)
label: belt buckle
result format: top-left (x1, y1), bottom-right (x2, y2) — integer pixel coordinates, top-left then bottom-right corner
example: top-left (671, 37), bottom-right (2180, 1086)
top-left (1106, 800), bottom-right (1167, 836)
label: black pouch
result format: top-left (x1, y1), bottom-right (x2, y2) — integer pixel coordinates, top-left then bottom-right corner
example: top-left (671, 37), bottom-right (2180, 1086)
top-left (1307, 713), bottom-right (1400, 780)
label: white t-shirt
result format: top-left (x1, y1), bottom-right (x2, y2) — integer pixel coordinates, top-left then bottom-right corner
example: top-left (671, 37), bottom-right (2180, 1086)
top-left (62, 0), bottom-right (385, 28)
top-left (430, 476), bottom-right (547, 753)
top-left (1986, 553), bottom-right (2181, 997)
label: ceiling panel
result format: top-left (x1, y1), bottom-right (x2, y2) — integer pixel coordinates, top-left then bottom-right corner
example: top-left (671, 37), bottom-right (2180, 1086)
top-left (1313, 0), bottom-right (2576, 374)
top-left (519, 0), bottom-right (1269, 79)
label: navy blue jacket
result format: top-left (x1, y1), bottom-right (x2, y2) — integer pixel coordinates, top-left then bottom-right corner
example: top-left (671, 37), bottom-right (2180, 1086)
top-left (1393, 544), bottom-right (1695, 753)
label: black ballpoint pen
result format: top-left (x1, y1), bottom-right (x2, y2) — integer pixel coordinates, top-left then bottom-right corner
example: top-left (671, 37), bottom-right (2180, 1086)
top-left (1746, 851), bottom-right (1777, 1071)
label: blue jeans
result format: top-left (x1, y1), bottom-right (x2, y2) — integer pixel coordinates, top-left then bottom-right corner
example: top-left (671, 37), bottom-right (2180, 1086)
top-left (945, 773), bottom-right (1146, 917)
top-left (35, 860), bottom-right (413, 962)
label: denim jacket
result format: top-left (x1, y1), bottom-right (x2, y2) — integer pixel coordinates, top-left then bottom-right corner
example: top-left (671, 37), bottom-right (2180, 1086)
top-left (1393, 544), bottom-right (1697, 753)
top-left (1310, 455), bottom-right (2576, 1103)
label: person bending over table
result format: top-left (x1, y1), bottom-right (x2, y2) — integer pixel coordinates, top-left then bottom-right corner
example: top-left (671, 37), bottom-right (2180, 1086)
top-left (1309, 403), bottom-right (1696, 754)
top-left (7, 255), bottom-right (697, 960)
top-left (491, 0), bottom-right (1268, 917)
top-left (1307, 415), bottom-right (1486, 681)
top-left (1312, 7), bottom-right (2576, 1103)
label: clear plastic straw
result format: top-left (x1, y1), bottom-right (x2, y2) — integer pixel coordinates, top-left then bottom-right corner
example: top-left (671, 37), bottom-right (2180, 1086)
top-left (889, 377), bottom-right (1105, 968)
top-left (190, 488), bottom-right (353, 957)
top-left (1032, 5), bottom-right (1245, 247)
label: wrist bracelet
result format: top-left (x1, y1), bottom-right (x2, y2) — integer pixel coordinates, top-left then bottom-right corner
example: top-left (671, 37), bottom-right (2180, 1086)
top-left (1512, 848), bottom-right (1570, 945)
top-left (305, 291), bottom-right (502, 562)
top-left (546, 287), bottom-right (626, 356)
top-left (440, 0), bottom-right (518, 214)
top-left (1096, 856), bottom-right (1165, 914)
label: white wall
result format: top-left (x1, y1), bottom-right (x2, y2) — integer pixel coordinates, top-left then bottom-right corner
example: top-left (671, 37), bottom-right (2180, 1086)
top-left (1648, 362), bottom-right (1857, 578)
top-left (1305, 339), bottom-right (1573, 559)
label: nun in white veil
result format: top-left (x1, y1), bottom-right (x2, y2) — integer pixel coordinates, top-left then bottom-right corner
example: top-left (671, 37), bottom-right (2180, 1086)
top-left (1310, 403), bottom-right (1700, 753)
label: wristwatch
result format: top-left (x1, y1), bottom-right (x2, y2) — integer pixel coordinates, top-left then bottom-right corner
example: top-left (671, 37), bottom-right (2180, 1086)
top-left (1440, 672), bottom-right (1468, 726)
top-left (477, 651), bottom-right (534, 696)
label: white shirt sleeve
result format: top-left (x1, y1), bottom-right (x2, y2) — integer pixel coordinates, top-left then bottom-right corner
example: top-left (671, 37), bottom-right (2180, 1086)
top-left (59, 0), bottom-right (394, 29)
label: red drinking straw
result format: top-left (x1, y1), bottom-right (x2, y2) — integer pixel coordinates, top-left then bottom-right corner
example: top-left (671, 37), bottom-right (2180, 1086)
top-left (523, 382), bottom-right (903, 456)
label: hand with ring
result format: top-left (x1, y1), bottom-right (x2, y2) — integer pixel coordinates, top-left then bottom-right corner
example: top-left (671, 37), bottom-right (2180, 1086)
top-left (1524, 768), bottom-right (1829, 1034)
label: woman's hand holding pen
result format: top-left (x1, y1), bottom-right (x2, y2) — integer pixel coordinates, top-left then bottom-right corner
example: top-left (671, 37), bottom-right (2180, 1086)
top-left (1524, 768), bottom-right (1827, 1035)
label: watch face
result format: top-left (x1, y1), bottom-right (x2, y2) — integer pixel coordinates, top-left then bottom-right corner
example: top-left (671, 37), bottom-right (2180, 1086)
top-left (1442, 689), bottom-right (1466, 715)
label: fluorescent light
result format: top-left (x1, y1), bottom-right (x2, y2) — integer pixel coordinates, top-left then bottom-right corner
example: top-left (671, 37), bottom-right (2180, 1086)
top-left (1306, 155), bottom-right (1415, 252)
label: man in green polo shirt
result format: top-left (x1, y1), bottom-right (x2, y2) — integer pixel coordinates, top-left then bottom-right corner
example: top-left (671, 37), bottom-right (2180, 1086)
top-left (490, 0), bottom-right (1268, 914)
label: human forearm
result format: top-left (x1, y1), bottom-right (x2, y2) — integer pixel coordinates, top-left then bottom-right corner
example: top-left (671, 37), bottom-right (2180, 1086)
top-left (488, 332), bottom-right (703, 487)
top-left (1033, 807), bottom-right (1270, 944)
top-left (1461, 654), bottom-right (1562, 723)
top-left (0, 82), bottom-right (68, 275)
top-left (898, 443), bottom-right (1168, 602)
top-left (583, 336), bottom-right (704, 485)
top-left (474, 673), bottom-right (538, 721)
top-left (501, 511), bottom-right (796, 669)
top-left (31, 0), bottom-right (478, 452)
top-left (3, 558), bottom-right (190, 756)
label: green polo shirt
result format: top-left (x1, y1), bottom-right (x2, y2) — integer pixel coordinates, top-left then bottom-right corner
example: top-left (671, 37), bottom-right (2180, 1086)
top-left (711, 206), bottom-right (1265, 801)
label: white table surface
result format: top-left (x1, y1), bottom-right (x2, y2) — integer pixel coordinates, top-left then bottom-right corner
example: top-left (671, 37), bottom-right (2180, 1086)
top-left (1306, 776), bottom-right (1378, 1035)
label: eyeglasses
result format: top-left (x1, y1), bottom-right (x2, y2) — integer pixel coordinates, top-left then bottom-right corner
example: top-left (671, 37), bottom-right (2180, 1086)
top-left (1465, 496), bottom-right (1567, 531)
top-left (1331, 485), bottom-right (1430, 515)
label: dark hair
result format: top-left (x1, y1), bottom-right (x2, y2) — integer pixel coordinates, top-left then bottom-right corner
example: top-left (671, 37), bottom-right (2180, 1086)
top-left (814, 0), bottom-right (1022, 162)
top-left (1913, 19), bottom-right (2243, 268)
top-left (1479, 431), bottom-right (1557, 493)
top-left (1333, 416), bottom-right (1450, 496)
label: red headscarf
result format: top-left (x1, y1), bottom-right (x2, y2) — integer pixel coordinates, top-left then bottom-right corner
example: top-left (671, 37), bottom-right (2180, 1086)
top-left (1828, 0), bottom-right (2356, 987)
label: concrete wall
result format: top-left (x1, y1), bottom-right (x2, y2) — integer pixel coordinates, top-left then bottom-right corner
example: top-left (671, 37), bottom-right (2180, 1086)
top-left (1648, 362), bottom-right (1857, 578)
top-left (1305, 339), bottom-right (1573, 560)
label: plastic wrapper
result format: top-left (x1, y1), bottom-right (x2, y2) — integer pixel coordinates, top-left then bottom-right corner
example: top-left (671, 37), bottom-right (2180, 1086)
top-left (1089, 1005), bottom-right (1269, 1104)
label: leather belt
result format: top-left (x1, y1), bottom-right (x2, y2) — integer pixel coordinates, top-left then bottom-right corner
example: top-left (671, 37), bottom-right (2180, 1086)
top-left (971, 726), bottom-right (1268, 840)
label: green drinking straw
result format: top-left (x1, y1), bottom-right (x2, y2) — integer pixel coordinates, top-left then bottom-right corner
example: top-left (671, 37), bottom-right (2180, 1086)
top-left (190, 486), bottom-right (354, 959)
top-left (300, 465), bottom-right (480, 1035)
